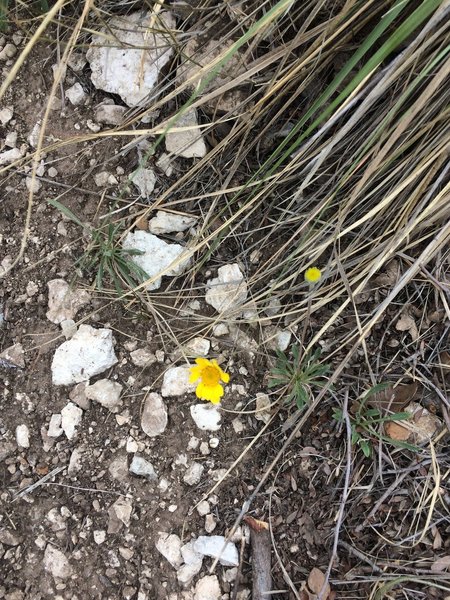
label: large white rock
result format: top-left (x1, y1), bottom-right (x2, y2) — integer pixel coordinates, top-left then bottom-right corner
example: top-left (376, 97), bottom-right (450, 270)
top-left (122, 231), bottom-right (191, 291)
top-left (141, 392), bottom-right (168, 437)
top-left (86, 11), bottom-right (175, 107)
top-left (190, 404), bottom-right (221, 431)
top-left (149, 211), bottom-right (197, 235)
top-left (44, 544), bottom-right (73, 579)
top-left (193, 536), bottom-right (238, 567)
top-left (156, 532), bottom-right (183, 568)
top-left (51, 324), bottom-right (118, 385)
top-left (61, 402), bottom-right (83, 440)
top-left (165, 108), bottom-right (207, 158)
top-left (85, 379), bottom-right (123, 413)
top-left (46, 279), bottom-right (90, 324)
top-left (194, 575), bottom-right (221, 600)
top-left (205, 264), bottom-right (247, 313)
top-left (161, 366), bottom-right (195, 397)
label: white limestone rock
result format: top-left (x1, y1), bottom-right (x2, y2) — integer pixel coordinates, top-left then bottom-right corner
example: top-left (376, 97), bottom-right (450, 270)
top-left (65, 82), bottom-right (87, 105)
top-left (86, 11), bottom-right (175, 107)
top-left (44, 544), bottom-right (73, 580)
top-left (46, 279), bottom-right (90, 324)
top-left (51, 324), bottom-right (118, 386)
top-left (194, 575), bottom-right (221, 600)
top-left (0, 147), bottom-right (22, 166)
top-left (149, 211), bottom-right (197, 235)
top-left (177, 541), bottom-right (203, 585)
top-left (61, 402), bottom-right (83, 440)
top-left (193, 535), bottom-right (239, 567)
top-left (165, 108), bottom-right (207, 158)
top-left (130, 348), bottom-right (156, 367)
top-left (205, 264), bottom-right (248, 313)
top-left (16, 424), bottom-right (30, 448)
top-left (156, 532), bottom-right (183, 568)
top-left (129, 455), bottom-right (158, 481)
top-left (190, 404), bottom-right (222, 431)
top-left (141, 392), bottom-right (168, 437)
top-left (161, 366), bottom-right (195, 397)
top-left (85, 379), bottom-right (123, 413)
top-left (0, 106), bottom-right (13, 125)
top-left (122, 231), bottom-right (191, 291)
top-left (48, 414), bottom-right (63, 438)
top-left (183, 462), bottom-right (204, 486)
top-left (132, 168), bottom-right (157, 199)
top-left (94, 103), bottom-right (126, 125)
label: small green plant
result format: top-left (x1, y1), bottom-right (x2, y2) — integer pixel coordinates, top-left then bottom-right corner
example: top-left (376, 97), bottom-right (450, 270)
top-left (48, 199), bottom-right (148, 295)
top-left (332, 384), bottom-right (415, 457)
top-left (269, 346), bottom-right (330, 410)
top-left (77, 222), bottom-right (149, 295)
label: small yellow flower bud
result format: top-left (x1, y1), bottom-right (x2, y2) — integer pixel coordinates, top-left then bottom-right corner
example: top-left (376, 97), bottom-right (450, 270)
top-left (304, 267), bottom-right (322, 284)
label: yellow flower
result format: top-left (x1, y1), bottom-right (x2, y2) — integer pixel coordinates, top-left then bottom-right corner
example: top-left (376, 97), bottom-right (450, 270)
top-left (304, 266), bottom-right (322, 284)
top-left (189, 358), bottom-right (230, 404)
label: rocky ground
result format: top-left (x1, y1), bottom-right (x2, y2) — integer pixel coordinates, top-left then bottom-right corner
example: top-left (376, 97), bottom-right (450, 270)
top-left (1, 4), bottom-right (450, 600)
top-left (0, 8), bottom-right (303, 600)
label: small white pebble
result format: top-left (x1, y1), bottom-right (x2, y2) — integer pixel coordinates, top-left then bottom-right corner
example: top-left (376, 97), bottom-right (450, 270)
top-left (209, 437), bottom-right (219, 448)
top-left (197, 500), bottom-right (210, 516)
top-left (200, 442), bottom-right (210, 456)
top-left (48, 167), bottom-right (58, 178)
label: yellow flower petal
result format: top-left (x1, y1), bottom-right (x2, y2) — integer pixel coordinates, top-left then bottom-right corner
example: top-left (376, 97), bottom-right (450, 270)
top-left (195, 357), bottom-right (210, 367)
top-left (189, 365), bottom-right (202, 383)
top-left (196, 382), bottom-right (224, 404)
top-left (211, 359), bottom-right (230, 384)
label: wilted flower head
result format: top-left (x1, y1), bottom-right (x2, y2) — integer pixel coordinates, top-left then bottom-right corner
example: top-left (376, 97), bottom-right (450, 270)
top-left (189, 358), bottom-right (230, 404)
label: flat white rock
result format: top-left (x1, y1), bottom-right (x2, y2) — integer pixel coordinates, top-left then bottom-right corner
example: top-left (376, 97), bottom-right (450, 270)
top-left (46, 279), bottom-right (90, 324)
top-left (61, 402), bottom-right (83, 440)
top-left (48, 414), bottom-right (63, 438)
top-left (161, 366), bottom-right (195, 397)
top-left (51, 324), bottom-right (118, 386)
top-left (129, 455), bottom-right (158, 481)
top-left (190, 404), bottom-right (222, 431)
top-left (165, 108), bottom-right (207, 158)
top-left (122, 231), bottom-right (191, 291)
top-left (0, 147), bottom-right (22, 166)
top-left (132, 168), bottom-right (157, 199)
top-left (141, 392), bottom-right (168, 437)
top-left (65, 82), bottom-right (86, 105)
top-left (86, 11), bottom-right (175, 107)
top-left (130, 347), bottom-right (156, 367)
top-left (205, 264), bottom-right (248, 313)
top-left (193, 536), bottom-right (239, 567)
top-left (177, 541), bottom-right (203, 585)
top-left (149, 211), bottom-right (197, 235)
top-left (194, 575), bottom-right (221, 600)
top-left (94, 103), bottom-right (126, 125)
top-left (44, 544), bottom-right (73, 579)
top-left (16, 424), bottom-right (30, 448)
top-left (85, 379), bottom-right (123, 413)
top-left (183, 462), bottom-right (204, 486)
top-left (156, 532), bottom-right (183, 568)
